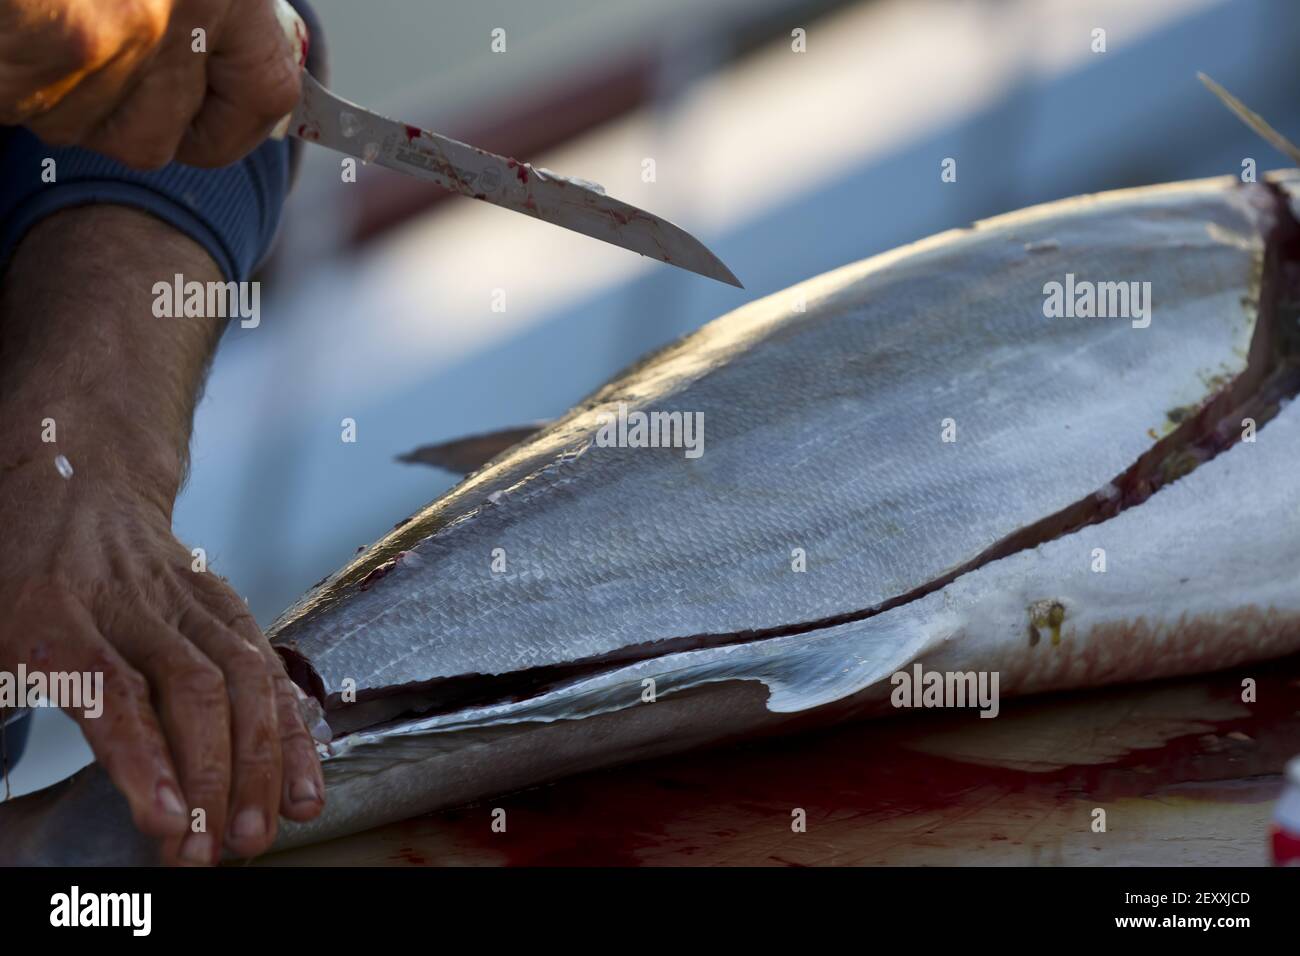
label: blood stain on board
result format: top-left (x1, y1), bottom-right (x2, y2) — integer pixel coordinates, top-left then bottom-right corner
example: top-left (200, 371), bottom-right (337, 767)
top-left (393, 846), bottom-right (430, 866)
top-left (404, 125), bottom-right (422, 142)
top-left (375, 655), bottom-right (1300, 867)
top-left (506, 159), bottom-right (529, 185)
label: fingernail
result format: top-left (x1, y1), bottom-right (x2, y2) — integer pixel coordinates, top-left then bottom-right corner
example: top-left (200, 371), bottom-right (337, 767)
top-left (156, 782), bottom-right (187, 818)
top-left (230, 808), bottom-right (265, 840)
top-left (290, 778), bottom-right (320, 804)
top-left (180, 833), bottom-right (214, 865)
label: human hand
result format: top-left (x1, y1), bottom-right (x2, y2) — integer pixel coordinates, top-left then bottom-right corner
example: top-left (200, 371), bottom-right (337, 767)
top-left (0, 0), bottom-right (306, 168)
top-left (0, 206), bottom-right (325, 864)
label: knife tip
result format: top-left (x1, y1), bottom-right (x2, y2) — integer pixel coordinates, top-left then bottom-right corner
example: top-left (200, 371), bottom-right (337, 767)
top-left (705, 260), bottom-right (744, 289)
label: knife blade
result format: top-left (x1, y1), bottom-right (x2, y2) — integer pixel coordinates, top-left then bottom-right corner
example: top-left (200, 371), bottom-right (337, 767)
top-left (289, 71), bottom-right (742, 287)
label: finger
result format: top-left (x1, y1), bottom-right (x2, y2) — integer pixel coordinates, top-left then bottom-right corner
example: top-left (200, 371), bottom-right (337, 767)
top-left (23, 20), bottom-right (167, 147)
top-left (174, 0), bottom-right (301, 167)
top-left (0, 0), bottom-right (167, 125)
top-left (109, 606), bottom-right (233, 866)
top-left (77, 41), bottom-right (207, 170)
top-left (200, 584), bottom-right (324, 822)
top-left (269, 669), bottom-right (325, 822)
top-left (176, 598), bottom-right (283, 858)
top-left (3, 594), bottom-right (189, 841)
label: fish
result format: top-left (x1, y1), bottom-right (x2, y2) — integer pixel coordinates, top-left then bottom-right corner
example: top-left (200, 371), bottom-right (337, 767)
top-left (4, 170), bottom-right (1300, 865)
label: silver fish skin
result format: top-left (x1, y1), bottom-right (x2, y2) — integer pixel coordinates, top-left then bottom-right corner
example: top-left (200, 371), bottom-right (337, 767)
top-left (4, 172), bottom-right (1300, 864)
top-left (272, 173), bottom-right (1283, 706)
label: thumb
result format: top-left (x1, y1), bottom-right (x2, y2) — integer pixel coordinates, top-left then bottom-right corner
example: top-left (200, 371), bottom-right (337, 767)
top-left (175, 0), bottom-right (306, 168)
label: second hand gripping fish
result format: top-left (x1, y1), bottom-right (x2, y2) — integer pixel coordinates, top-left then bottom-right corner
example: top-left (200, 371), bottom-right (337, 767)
top-left (6, 167), bottom-right (1300, 863)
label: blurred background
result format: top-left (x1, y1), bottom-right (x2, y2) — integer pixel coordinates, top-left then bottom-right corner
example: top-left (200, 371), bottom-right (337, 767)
top-left (12, 0), bottom-right (1300, 792)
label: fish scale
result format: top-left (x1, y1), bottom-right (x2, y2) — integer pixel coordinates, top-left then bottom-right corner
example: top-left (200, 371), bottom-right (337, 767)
top-left (269, 176), bottom-right (1271, 704)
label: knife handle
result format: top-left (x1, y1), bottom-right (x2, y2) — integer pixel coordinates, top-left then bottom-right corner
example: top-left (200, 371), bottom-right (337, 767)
top-left (269, 0), bottom-right (310, 140)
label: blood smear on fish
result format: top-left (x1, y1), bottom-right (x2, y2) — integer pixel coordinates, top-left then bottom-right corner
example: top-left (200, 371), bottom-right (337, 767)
top-left (359, 559), bottom-right (398, 591)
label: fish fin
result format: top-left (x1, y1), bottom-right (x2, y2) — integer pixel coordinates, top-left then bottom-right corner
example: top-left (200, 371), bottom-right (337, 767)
top-left (324, 608), bottom-right (948, 769)
top-left (1198, 72), bottom-right (1300, 168)
top-left (395, 422), bottom-right (549, 474)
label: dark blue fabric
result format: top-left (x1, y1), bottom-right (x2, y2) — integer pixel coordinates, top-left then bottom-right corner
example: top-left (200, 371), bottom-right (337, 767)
top-left (0, 129), bottom-right (290, 282)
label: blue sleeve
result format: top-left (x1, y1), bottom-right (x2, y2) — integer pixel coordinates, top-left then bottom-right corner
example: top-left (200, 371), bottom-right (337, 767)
top-left (0, 130), bottom-right (290, 282)
top-left (0, 0), bottom-right (326, 284)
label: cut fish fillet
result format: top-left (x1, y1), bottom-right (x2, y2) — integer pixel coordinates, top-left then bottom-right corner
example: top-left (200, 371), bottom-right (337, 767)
top-left (272, 175), bottom-right (1289, 723)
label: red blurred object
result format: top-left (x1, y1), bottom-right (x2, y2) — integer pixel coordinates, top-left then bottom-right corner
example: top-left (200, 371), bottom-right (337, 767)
top-left (1272, 756), bottom-right (1300, 865)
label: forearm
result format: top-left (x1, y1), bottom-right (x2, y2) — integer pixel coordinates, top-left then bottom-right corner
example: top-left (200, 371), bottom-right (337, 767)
top-left (0, 203), bottom-right (322, 862)
top-left (0, 0), bottom-right (330, 862)
top-left (0, 205), bottom-right (224, 512)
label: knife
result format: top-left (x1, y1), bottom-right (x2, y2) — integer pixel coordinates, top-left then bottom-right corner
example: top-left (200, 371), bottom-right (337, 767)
top-left (276, 19), bottom-right (741, 287)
